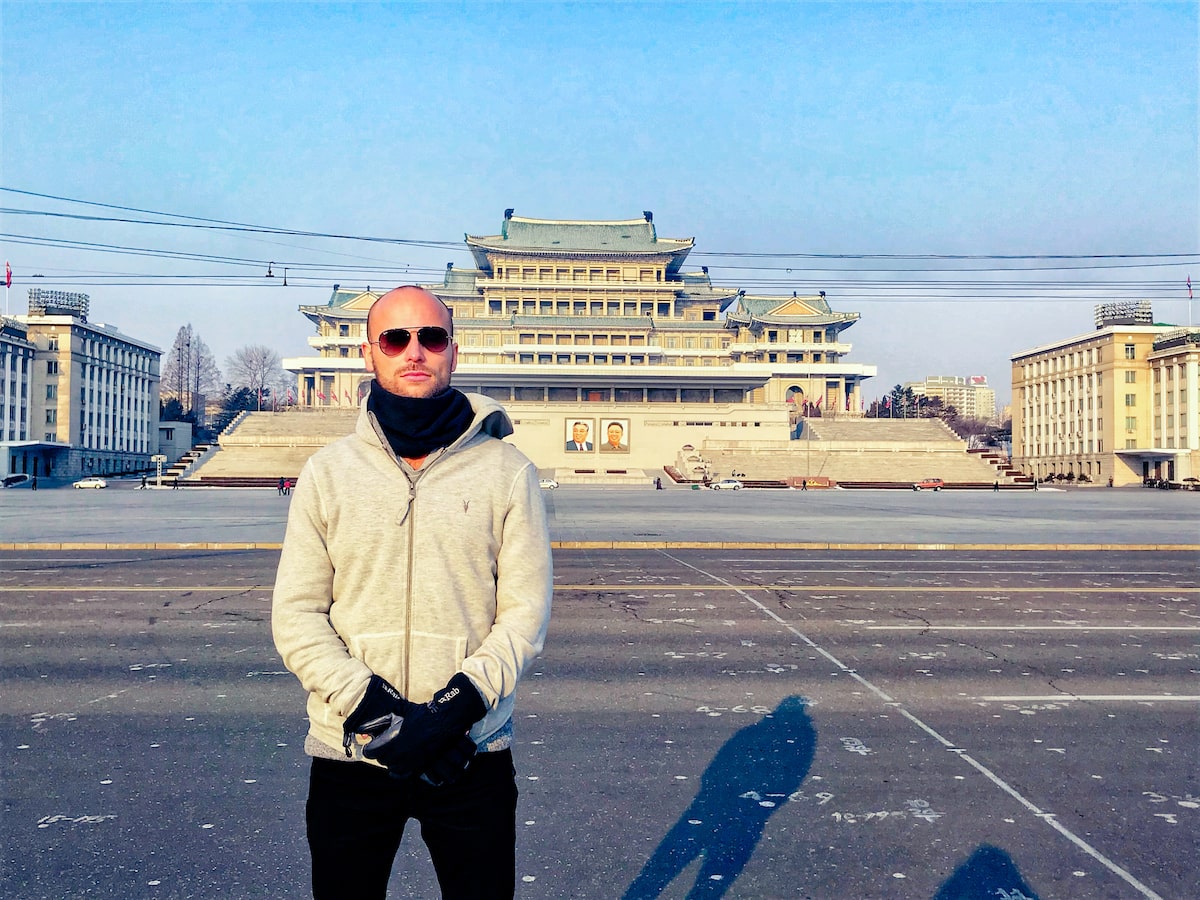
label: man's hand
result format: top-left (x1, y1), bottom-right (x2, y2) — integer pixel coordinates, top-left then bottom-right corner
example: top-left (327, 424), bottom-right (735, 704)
top-left (362, 672), bottom-right (486, 779)
top-left (341, 674), bottom-right (416, 757)
top-left (420, 735), bottom-right (478, 787)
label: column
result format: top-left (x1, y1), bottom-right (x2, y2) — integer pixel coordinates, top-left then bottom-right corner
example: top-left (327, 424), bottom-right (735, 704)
top-left (1187, 359), bottom-right (1199, 452)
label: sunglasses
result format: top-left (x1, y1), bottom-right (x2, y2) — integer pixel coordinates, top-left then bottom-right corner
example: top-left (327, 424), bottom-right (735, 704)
top-left (369, 326), bottom-right (452, 356)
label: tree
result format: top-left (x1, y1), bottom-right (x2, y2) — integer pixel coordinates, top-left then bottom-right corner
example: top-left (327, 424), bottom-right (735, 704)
top-left (226, 344), bottom-right (289, 410)
top-left (160, 397), bottom-right (185, 421)
top-left (160, 324), bottom-right (223, 417)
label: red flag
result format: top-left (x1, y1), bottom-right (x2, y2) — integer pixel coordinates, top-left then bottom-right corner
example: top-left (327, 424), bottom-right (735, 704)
top-left (317, 390), bottom-right (326, 401)
top-left (1189, 276), bottom-right (1193, 300)
top-left (344, 389), bottom-right (352, 402)
top-left (4, 261), bottom-right (10, 288)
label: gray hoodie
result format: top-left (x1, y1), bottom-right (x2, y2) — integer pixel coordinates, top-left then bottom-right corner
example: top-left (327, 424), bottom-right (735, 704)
top-left (272, 392), bottom-right (553, 762)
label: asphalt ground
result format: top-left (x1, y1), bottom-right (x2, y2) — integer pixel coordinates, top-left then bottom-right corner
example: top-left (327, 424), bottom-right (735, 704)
top-left (2, 538), bottom-right (1197, 899)
top-left (1, 479), bottom-right (1198, 547)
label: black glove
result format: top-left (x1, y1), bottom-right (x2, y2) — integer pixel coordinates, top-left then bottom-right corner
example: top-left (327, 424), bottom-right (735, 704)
top-left (362, 672), bottom-right (487, 779)
top-left (419, 734), bottom-right (479, 787)
top-left (342, 674), bottom-right (417, 758)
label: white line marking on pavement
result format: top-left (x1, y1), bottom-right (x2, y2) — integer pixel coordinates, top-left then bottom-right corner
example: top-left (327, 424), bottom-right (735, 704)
top-left (866, 625), bottom-right (1200, 631)
top-left (980, 696), bottom-right (1200, 703)
top-left (659, 549), bottom-right (1168, 900)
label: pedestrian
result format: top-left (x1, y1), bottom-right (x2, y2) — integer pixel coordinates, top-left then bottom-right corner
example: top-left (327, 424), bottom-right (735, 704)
top-left (800, 479), bottom-right (807, 491)
top-left (655, 476), bottom-right (663, 490)
top-left (31, 475), bottom-right (37, 491)
top-left (141, 474), bottom-right (148, 490)
top-left (278, 476), bottom-right (285, 496)
top-left (993, 480), bottom-right (999, 492)
top-left (283, 478), bottom-right (291, 496)
top-left (272, 286), bottom-right (553, 900)
top-left (171, 477), bottom-right (179, 490)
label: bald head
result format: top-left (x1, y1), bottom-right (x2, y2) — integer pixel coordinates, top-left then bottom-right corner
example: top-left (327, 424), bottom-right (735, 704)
top-left (366, 286), bottom-right (453, 341)
top-left (361, 285), bottom-right (459, 399)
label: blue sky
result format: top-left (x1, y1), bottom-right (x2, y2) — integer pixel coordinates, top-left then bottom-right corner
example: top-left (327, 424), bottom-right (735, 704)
top-left (3, 1), bottom-right (1197, 408)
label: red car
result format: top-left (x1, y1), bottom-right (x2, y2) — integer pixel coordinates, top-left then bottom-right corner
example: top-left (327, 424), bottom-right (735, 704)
top-left (912, 477), bottom-right (944, 492)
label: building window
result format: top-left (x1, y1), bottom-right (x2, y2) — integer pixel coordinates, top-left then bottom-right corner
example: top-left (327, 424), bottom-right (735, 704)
top-left (47, 360), bottom-right (59, 375)
top-left (1125, 416), bottom-right (1137, 430)
top-left (1124, 394), bottom-right (1136, 407)
top-left (1124, 344), bottom-right (1136, 359)
top-left (1125, 371), bottom-right (1136, 383)
top-left (46, 384), bottom-right (57, 400)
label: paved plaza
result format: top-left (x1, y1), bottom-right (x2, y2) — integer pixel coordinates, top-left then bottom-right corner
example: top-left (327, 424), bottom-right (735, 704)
top-left (0, 486), bottom-right (1196, 898)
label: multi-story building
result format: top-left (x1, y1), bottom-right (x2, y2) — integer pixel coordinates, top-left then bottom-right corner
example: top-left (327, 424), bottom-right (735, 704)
top-left (283, 212), bottom-right (876, 470)
top-left (15, 290), bottom-right (162, 480)
top-left (905, 375), bottom-right (997, 421)
top-left (1011, 302), bottom-right (1197, 486)
top-left (0, 316), bottom-right (37, 478)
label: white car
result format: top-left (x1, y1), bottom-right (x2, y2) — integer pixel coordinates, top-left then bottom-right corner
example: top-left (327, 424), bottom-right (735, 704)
top-left (711, 478), bottom-right (743, 490)
top-left (73, 477), bottom-right (108, 489)
top-left (539, 478), bottom-right (559, 490)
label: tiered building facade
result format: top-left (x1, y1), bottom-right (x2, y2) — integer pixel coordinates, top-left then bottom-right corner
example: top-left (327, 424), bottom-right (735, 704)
top-left (283, 212), bottom-right (876, 471)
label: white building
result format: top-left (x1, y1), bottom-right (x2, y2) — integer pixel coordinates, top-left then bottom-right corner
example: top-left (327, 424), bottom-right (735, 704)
top-left (14, 290), bottom-right (162, 480)
top-left (905, 375), bottom-right (997, 421)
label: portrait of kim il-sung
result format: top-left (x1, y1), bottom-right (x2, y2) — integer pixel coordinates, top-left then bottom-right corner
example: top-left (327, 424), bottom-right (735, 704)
top-left (599, 419), bottom-right (630, 453)
top-left (565, 419), bottom-right (594, 452)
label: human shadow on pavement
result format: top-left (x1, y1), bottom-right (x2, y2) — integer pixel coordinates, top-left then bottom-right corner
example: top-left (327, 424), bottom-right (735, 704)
top-left (622, 696), bottom-right (816, 899)
top-left (933, 844), bottom-right (1041, 900)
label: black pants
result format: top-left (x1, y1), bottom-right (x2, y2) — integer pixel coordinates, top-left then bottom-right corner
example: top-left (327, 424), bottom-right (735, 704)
top-left (306, 751), bottom-right (517, 900)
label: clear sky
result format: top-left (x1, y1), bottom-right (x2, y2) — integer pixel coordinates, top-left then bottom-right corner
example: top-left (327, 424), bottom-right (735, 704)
top-left (3, 1), bottom-right (1197, 410)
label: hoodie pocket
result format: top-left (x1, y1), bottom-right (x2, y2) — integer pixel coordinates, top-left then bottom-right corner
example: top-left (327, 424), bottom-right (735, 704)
top-left (347, 629), bottom-right (468, 704)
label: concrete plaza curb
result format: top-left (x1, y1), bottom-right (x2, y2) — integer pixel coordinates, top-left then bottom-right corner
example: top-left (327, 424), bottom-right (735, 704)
top-left (3, 541), bottom-right (1198, 552)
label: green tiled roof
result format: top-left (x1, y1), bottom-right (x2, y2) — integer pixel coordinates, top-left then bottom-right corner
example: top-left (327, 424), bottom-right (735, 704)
top-left (466, 214), bottom-right (694, 270)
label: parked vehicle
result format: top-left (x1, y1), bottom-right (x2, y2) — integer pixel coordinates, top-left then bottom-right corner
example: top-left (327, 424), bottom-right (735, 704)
top-left (912, 477), bottom-right (944, 491)
top-left (711, 478), bottom-right (743, 490)
top-left (2, 473), bottom-right (31, 488)
top-left (538, 478), bottom-right (559, 490)
top-left (73, 477), bottom-right (108, 489)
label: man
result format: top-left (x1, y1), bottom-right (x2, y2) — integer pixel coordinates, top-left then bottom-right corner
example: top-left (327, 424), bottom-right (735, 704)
top-left (565, 420), bottom-right (592, 451)
top-left (599, 420), bottom-right (629, 452)
top-left (272, 286), bottom-right (553, 900)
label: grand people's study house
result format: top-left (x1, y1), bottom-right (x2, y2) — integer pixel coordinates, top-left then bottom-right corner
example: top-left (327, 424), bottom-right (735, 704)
top-left (283, 211), bottom-right (877, 473)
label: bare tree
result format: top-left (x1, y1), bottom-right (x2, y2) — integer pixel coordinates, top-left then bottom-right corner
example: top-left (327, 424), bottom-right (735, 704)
top-left (160, 324), bottom-right (223, 417)
top-left (226, 344), bottom-right (288, 410)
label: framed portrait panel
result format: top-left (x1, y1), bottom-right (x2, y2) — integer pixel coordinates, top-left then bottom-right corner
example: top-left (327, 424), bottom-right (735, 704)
top-left (565, 419), bottom-right (595, 452)
top-left (599, 418), bottom-right (630, 453)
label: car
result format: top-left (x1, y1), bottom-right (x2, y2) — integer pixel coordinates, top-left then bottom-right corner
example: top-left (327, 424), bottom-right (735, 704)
top-left (2, 473), bottom-right (32, 488)
top-left (73, 477), bottom-right (108, 489)
top-left (538, 478), bottom-right (559, 490)
top-left (912, 477), bottom-right (944, 492)
top-left (711, 478), bottom-right (743, 490)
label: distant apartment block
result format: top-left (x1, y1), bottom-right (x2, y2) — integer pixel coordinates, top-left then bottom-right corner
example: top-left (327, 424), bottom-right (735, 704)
top-left (8, 290), bottom-right (162, 480)
top-left (1011, 302), bottom-right (1198, 486)
top-left (905, 375), bottom-right (996, 421)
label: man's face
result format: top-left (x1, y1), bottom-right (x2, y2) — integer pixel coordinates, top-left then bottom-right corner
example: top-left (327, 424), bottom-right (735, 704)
top-left (362, 287), bottom-right (457, 399)
top-left (607, 423), bottom-right (623, 447)
top-left (572, 423), bottom-right (589, 444)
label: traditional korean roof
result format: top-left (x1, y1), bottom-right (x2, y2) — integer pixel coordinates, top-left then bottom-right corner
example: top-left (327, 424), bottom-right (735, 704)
top-left (724, 294), bottom-right (860, 329)
top-left (466, 212), bottom-right (694, 272)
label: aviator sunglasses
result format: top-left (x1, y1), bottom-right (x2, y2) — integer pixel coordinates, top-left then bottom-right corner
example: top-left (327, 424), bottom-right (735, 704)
top-left (369, 326), bottom-right (452, 356)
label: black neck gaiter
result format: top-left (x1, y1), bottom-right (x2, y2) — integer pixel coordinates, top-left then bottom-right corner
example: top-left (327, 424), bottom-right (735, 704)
top-left (367, 381), bottom-right (475, 460)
